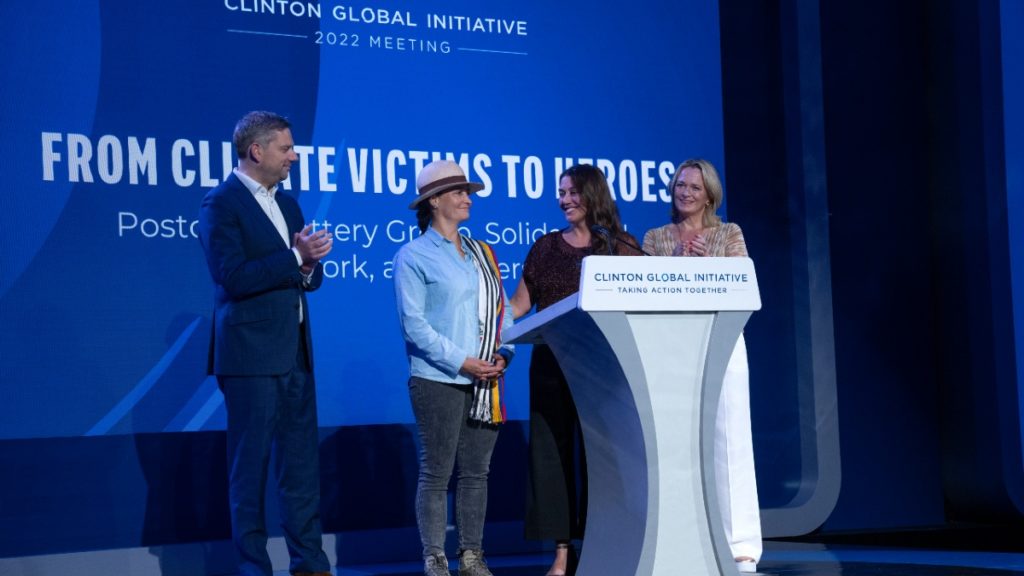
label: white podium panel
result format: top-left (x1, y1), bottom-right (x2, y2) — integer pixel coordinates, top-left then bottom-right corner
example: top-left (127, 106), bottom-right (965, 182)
top-left (504, 256), bottom-right (759, 576)
top-left (579, 256), bottom-right (761, 312)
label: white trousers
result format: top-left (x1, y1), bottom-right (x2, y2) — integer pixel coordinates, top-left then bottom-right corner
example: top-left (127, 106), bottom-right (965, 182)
top-left (714, 334), bottom-right (763, 561)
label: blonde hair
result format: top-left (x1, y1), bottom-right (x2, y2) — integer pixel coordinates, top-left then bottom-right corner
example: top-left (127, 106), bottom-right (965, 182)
top-left (669, 158), bottom-right (723, 228)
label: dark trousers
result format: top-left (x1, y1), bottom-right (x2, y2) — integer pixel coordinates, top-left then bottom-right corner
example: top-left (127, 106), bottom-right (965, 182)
top-left (219, 334), bottom-right (329, 576)
top-left (524, 345), bottom-right (587, 541)
top-left (408, 376), bottom-right (500, 557)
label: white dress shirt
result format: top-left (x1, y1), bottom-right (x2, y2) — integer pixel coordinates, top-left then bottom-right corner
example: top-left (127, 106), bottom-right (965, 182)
top-left (234, 168), bottom-right (313, 322)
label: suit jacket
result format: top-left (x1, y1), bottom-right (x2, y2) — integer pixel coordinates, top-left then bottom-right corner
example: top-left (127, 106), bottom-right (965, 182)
top-left (198, 173), bottom-right (324, 376)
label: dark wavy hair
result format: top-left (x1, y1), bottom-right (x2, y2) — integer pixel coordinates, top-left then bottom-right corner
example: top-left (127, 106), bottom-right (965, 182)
top-left (416, 202), bottom-right (432, 233)
top-left (560, 164), bottom-right (625, 254)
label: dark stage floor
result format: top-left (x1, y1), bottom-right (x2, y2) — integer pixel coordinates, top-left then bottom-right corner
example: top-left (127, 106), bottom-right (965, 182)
top-left (274, 539), bottom-right (1024, 576)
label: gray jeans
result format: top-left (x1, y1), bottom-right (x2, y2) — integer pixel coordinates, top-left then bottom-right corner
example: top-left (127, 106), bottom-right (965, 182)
top-left (408, 376), bottom-right (499, 557)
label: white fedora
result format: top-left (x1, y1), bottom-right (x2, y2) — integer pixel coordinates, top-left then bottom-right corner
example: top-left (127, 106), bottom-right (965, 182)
top-left (408, 160), bottom-right (485, 209)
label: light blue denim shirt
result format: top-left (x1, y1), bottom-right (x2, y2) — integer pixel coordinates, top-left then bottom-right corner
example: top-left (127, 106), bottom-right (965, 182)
top-left (393, 227), bottom-right (515, 385)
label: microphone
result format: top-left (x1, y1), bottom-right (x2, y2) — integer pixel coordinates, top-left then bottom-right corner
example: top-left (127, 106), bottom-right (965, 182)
top-left (590, 224), bottom-right (614, 255)
top-left (590, 225), bottom-right (652, 256)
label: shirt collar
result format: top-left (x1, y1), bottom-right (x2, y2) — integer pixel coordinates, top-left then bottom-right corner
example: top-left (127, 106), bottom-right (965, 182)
top-left (234, 167), bottom-right (278, 198)
top-left (423, 226), bottom-right (447, 247)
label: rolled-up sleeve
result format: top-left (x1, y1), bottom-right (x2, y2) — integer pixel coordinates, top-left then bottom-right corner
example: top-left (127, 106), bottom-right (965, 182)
top-left (393, 247), bottom-right (468, 379)
top-left (498, 292), bottom-right (516, 361)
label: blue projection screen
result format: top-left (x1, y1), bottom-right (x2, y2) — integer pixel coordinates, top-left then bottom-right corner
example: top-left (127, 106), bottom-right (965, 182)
top-left (0, 1), bottom-right (725, 440)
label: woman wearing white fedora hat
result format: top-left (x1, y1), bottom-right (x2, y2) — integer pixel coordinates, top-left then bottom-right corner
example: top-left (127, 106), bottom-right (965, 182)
top-left (393, 160), bottom-right (516, 576)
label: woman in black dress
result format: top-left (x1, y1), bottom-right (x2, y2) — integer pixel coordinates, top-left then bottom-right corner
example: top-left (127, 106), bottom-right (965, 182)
top-left (509, 164), bottom-right (640, 576)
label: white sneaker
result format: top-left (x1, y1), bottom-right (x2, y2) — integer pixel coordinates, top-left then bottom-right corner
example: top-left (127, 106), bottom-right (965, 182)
top-left (736, 559), bottom-right (757, 573)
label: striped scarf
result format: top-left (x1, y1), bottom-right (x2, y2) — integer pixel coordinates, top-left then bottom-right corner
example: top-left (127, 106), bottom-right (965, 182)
top-left (463, 235), bottom-right (507, 424)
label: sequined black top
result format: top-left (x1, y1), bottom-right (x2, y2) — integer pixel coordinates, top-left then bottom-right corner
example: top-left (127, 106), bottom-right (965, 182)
top-left (522, 230), bottom-right (642, 312)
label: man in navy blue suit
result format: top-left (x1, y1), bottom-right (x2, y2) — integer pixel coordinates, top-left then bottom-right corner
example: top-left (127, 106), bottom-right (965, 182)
top-left (198, 111), bottom-right (334, 576)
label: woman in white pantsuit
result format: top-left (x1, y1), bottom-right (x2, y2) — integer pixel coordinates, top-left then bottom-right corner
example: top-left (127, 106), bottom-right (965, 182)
top-left (642, 158), bottom-right (762, 574)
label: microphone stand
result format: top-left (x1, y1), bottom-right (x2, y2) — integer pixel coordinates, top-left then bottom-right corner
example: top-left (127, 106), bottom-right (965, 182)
top-left (590, 224), bottom-right (652, 256)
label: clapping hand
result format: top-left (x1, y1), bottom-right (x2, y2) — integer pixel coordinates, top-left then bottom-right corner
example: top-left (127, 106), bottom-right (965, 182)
top-left (294, 224), bottom-right (333, 268)
top-left (686, 233), bottom-right (708, 257)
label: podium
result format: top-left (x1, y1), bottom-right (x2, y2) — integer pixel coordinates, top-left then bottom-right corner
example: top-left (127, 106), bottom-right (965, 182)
top-left (504, 256), bottom-right (761, 576)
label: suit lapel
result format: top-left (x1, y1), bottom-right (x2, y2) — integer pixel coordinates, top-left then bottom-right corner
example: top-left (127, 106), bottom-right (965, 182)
top-left (276, 192), bottom-right (305, 237)
top-left (225, 173), bottom-right (290, 250)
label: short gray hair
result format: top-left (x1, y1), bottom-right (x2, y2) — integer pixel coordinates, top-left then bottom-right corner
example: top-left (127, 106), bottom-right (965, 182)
top-left (233, 111), bottom-right (291, 160)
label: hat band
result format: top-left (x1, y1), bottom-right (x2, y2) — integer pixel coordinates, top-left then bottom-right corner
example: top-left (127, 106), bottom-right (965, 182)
top-left (418, 174), bottom-right (469, 195)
